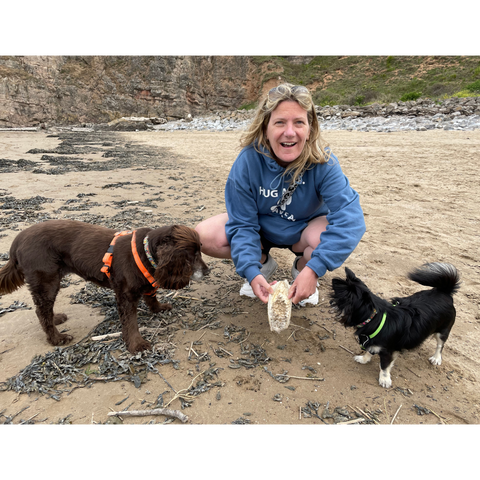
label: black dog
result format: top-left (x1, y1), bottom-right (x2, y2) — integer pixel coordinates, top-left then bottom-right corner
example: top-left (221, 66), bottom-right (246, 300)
top-left (330, 263), bottom-right (460, 388)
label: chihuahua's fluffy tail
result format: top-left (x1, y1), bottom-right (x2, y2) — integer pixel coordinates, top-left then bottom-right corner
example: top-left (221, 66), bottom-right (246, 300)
top-left (408, 263), bottom-right (460, 296)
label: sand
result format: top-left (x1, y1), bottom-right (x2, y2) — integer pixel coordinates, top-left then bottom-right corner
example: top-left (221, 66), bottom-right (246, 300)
top-left (0, 128), bottom-right (479, 428)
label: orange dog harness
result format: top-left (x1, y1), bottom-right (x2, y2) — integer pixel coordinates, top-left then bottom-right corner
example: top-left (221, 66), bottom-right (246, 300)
top-left (101, 230), bottom-right (158, 296)
top-left (131, 230), bottom-right (159, 295)
top-left (101, 230), bottom-right (132, 277)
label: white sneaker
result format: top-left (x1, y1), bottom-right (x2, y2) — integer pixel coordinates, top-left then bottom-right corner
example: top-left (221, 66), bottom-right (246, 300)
top-left (239, 254), bottom-right (278, 298)
top-left (239, 280), bottom-right (256, 298)
top-left (291, 256), bottom-right (301, 280)
top-left (298, 288), bottom-right (319, 306)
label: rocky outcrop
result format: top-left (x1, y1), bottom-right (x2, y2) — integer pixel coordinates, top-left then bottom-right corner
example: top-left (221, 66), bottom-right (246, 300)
top-left (0, 56), bottom-right (260, 127)
top-left (1, 56), bottom-right (479, 129)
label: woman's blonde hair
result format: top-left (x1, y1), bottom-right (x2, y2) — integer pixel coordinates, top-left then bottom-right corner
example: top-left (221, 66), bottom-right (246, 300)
top-left (240, 83), bottom-right (330, 183)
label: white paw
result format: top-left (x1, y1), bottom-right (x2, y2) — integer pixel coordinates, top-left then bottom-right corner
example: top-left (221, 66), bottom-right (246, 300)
top-left (354, 354), bottom-right (370, 364)
top-left (379, 372), bottom-right (392, 388)
top-left (429, 354), bottom-right (442, 366)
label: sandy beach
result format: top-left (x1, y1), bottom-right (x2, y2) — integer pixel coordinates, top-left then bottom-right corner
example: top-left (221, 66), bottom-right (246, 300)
top-left (0, 128), bottom-right (479, 425)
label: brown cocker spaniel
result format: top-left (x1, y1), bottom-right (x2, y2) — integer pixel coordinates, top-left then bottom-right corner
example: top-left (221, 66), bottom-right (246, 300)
top-left (0, 220), bottom-right (208, 353)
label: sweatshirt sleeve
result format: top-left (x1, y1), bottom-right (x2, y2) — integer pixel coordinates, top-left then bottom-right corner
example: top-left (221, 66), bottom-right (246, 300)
top-left (306, 155), bottom-right (366, 278)
top-left (224, 157), bottom-right (264, 283)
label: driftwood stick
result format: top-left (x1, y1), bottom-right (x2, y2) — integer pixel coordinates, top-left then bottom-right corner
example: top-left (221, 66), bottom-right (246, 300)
top-left (276, 374), bottom-right (325, 381)
top-left (339, 345), bottom-right (355, 355)
top-left (108, 408), bottom-right (188, 423)
top-left (337, 417), bottom-right (366, 425)
top-left (391, 404), bottom-right (402, 424)
top-left (92, 327), bottom-right (164, 341)
top-left (92, 332), bottom-right (122, 341)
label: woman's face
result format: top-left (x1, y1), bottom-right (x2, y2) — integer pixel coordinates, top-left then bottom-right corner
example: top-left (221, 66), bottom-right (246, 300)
top-left (266, 100), bottom-right (310, 166)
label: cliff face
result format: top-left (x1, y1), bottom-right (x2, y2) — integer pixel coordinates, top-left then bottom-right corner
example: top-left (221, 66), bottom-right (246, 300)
top-left (0, 56), bottom-right (261, 127)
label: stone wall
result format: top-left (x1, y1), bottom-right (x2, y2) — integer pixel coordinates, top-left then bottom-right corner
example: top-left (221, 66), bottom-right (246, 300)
top-left (0, 56), bottom-right (260, 127)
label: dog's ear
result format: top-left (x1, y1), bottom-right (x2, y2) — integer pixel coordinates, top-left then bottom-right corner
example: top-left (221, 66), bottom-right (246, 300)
top-left (345, 267), bottom-right (357, 281)
top-left (154, 245), bottom-right (193, 290)
top-left (149, 226), bottom-right (175, 250)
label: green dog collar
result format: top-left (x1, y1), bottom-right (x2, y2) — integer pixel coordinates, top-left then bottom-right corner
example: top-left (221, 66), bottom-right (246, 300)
top-left (369, 312), bottom-right (386, 340)
top-left (358, 311), bottom-right (387, 350)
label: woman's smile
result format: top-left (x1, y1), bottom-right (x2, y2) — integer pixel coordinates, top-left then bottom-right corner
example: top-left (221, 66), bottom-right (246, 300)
top-left (266, 100), bottom-right (310, 166)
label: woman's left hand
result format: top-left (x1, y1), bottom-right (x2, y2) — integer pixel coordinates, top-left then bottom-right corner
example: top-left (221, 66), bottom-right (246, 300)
top-left (288, 266), bottom-right (318, 304)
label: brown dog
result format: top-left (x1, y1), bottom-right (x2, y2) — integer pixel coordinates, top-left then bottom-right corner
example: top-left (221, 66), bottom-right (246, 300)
top-left (0, 219), bottom-right (208, 353)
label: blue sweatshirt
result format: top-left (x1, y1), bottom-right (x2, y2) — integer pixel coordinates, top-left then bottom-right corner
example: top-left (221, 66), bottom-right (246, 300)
top-left (225, 144), bottom-right (366, 283)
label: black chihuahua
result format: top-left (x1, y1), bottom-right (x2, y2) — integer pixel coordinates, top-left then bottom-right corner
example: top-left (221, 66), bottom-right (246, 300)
top-left (330, 263), bottom-right (460, 388)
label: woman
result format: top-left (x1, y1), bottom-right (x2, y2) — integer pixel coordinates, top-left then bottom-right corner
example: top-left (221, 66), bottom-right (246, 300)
top-left (195, 83), bottom-right (366, 305)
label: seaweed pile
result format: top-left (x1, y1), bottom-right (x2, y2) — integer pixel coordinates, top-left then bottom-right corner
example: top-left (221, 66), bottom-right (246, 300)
top-left (0, 273), bottom-right (229, 395)
top-left (0, 300), bottom-right (31, 317)
top-left (0, 158), bottom-right (37, 173)
top-left (1, 289), bottom-right (173, 398)
top-left (1, 132), bottom-right (174, 176)
top-left (0, 195), bottom-right (55, 230)
top-left (0, 131), bottom-right (200, 233)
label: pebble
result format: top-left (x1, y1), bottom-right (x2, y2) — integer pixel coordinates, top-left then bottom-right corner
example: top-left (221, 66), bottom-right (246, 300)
top-left (30, 98), bottom-right (480, 135)
top-left (153, 113), bottom-right (480, 133)
top-left (318, 113), bottom-right (480, 133)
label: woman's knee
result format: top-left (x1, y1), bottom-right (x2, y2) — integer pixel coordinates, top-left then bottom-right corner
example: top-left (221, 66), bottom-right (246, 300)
top-left (196, 213), bottom-right (227, 235)
top-left (293, 216), bottom-right (328, 252)
top-left (195, 213), bottom-right (230, 255)
top-left (194, 219), bottom-right (210, 238)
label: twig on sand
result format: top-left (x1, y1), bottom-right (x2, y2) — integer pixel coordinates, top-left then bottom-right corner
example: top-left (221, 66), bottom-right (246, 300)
top-left (390, 405), bottom-right (403, 426)
top-left (339, 345), bottom-right (355, 355)
top-left (108, 408), bottom-right (188, 423)
top-left (276, 374), bottom-right (324, 381)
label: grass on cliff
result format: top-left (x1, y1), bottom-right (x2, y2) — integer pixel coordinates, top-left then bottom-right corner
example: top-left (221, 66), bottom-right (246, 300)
top-left (247, 56), bottom-right (480, 107)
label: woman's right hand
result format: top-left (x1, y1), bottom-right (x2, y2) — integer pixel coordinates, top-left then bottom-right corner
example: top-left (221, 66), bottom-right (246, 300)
top-left (250, 275), bottom-right (275, 304)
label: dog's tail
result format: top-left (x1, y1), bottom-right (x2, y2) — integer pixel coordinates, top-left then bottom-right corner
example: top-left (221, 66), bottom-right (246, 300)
top-left (0, 258), bottom-right (25, 295)
top-left (408, 262), bottom-right (460, 296)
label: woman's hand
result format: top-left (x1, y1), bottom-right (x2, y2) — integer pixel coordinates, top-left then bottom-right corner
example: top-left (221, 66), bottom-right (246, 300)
top-left (288, 266), bottom-right (318, 304)
top-left (250, 275), bottom-right (275, 304)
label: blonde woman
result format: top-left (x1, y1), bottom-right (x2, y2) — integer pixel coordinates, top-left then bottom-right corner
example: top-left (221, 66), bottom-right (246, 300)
top-left (195, 84), bottom-right (366, 305)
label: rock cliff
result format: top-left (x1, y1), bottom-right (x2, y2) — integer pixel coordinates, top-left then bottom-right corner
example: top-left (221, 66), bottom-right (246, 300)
top-left (0, 56), bottom-right (261, 127)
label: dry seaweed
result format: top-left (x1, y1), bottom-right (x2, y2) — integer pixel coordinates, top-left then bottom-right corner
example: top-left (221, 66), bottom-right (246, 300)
top-left (0, 332), bottom-right (179, 400)
top-left (0, 195), bottom-right (54, 211)
top-left (0, 130), bottom-right (259, 421)
top-left (232, 416), bottom-right (251, 424)
top-left (22, 131), bottom-right (181, 176)
top-left (413, 404), bottom-right (431, 415)
top-left (0, 281), bottom-right (186, 399)
top-left (0, 266), bottom-right (226, 406)
top-left (0, 300), bottom-right (31, 317)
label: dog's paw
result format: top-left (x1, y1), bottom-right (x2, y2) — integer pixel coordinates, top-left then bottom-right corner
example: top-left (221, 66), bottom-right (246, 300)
top-left (54, 313), bottom-right (68, 325)
top-left (354, 353), bottom-right (372, 364)
top-left (128, 338), bottom-right (152, 354)
top-left (378, 371), bottom-right (392, 388)
top-left (429, 354), bottom-right (442, 366)
top-left (49, 333), bottom-right (73, 346)
top-left (155, 303), bottom-right (173, 312)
